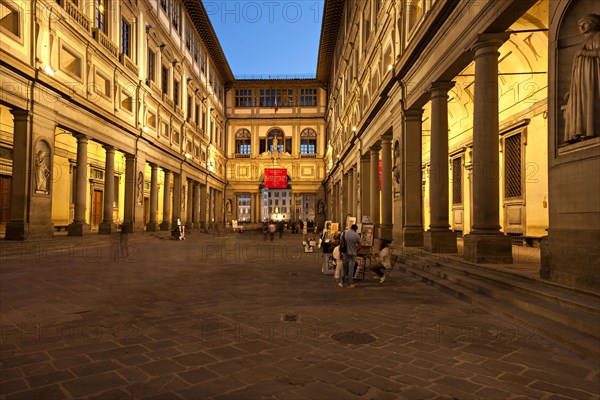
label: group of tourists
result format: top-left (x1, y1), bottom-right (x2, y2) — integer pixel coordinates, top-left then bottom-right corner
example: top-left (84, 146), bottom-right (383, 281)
top-left (326, 224), bottom-right (392, 288)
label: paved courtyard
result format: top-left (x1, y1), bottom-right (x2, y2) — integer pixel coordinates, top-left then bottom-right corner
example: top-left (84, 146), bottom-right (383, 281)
top-left (1, 231), bottom-right (599, 399)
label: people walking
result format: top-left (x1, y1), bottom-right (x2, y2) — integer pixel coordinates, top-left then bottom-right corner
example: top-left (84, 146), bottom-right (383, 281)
top-left (340, 224), bottom-right (361, 288)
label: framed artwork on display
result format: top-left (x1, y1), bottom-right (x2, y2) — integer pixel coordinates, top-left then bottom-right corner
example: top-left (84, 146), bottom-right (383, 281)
top-left (346, 216), bottom-right (357, 230)
top-left (360, 224), bottom-right (374, 247)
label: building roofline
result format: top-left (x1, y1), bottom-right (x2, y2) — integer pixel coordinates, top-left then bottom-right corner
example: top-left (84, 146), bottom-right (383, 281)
top-left (183, 0), bottom-right (235, 83)
top-left (316, 0), bottom-right (345, 84)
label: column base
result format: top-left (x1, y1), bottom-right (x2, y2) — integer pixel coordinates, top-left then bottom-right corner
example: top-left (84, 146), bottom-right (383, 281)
top-left (120, 222), bottom-right (134, 234)
top-left (159, 221), bottom-right (171, 231)
top-left (6, 222), bottom-right (54, 240)
top-left (99, 222), bottom-right (117, 234)
top-left (402, 227), bottom-right (423, 247)
top-left (463, 233), bottom-right (513, 264)
top-left (68, 222), bottom-right (90, 237)
top-left (424, 230), bottom-right (458, 253)
top-left (380, 224), bottom-right (393, 241)
top-left (146, 222), bottom-right (160, 232)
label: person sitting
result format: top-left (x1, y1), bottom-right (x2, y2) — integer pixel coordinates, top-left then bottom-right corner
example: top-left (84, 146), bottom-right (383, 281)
top-left (370, 240), bottom-right (391, 283)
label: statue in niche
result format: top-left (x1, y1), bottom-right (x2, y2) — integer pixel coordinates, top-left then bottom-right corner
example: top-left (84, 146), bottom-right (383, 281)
top-left (136, 172), bottom-right (144, 205)
top-left (225, 199), bottom-right (232, 214)
top-left (563, 13), bottom-right (600, 142)
top-left (35, 150), bottom-right (50, 193)
top-left (271, 136), bottom-right (279, 153)
top-left (392, 141), bottom-right (402, 194)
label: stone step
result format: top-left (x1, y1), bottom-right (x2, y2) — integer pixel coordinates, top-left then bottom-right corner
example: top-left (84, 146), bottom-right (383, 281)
top-left (411, 261), bottom-right (599, 339)
top-left (437, 258), bottom-right (600, 317)
top-left (395, 260), bottom-right (600, 361)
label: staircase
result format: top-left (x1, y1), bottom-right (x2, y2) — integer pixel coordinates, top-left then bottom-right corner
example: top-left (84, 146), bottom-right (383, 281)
top-left (391, 246), bottom-right (600, 361)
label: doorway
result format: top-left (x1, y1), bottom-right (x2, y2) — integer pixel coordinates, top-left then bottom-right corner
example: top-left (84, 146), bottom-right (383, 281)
top-left (0, 175), bottom-right (11, 224)
top-left (92, 190), bottom-right (103, 228)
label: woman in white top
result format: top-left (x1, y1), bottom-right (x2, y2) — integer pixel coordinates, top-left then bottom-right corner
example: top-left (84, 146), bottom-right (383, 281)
top-left (370, 240), bottom-right (391, 283)
top-left (332, 233), bottom-right (343, 285)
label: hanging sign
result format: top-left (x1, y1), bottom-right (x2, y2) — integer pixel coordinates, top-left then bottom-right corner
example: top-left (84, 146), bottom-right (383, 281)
top-left (264, 168), bottom-right (287, 188)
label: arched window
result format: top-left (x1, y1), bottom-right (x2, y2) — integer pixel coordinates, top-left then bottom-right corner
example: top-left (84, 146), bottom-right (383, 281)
top-left (300, 128), bottom-right (317, 157)
top-left (235, 129), bottom-right (251, 157)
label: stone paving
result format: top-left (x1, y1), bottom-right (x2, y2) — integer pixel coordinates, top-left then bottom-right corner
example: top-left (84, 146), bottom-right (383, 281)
top-left (0, 231), bottom-right (599, 399)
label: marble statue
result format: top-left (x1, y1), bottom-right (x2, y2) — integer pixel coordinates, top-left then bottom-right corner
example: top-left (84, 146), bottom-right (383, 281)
top-left (563, 14), bottom-right (600, 142)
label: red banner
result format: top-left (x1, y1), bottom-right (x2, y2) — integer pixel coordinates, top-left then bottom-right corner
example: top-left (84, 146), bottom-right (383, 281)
top-left (264, 168), bottom-right (287, 188)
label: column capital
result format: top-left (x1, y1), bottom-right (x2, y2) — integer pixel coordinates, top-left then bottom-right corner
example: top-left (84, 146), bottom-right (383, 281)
top-left (470, 32), bottom-right (511, 55)
top-left (428, 81), bottom-right (455, 96)
top-left (381, 136), bottom-right (393, 146)
top-left (149, 162), bottom-right (159, 169)
top-left (73, 133), bottom-right (88, 142)
top-left (403, 108), bottom-right (424, 121)
top-left (9, 109), bottom-right (29, 120)
top-left (102, 144), bottom-right (115, 152)
top-left (162, 168), bottom-right (171, 174)
top-left (125, 153), bottom-right (136, 161)
top-left (370, 145), bottom-right (381, 153)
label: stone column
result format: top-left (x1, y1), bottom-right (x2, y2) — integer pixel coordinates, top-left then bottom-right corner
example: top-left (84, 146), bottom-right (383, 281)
top-left (200, 184), bottom-right (207, 229)
top-left (348, 168), bottom-right (355, 217)
top-left (185, 179), bottom-right (193, 232)
top-left (369, 146), bottom-right (381, 236)
top-left (424, 82), bottom-right (457, 253)
top-left (342, 173), bottom-right (348, 221)
top-left (381, 137), bottom-right (393, 240)
top-left (68, 134), bottom-right (90, 236)
top-left (6, 110), bottom-right (30, 240)
top-left (172, 173), bottom-right (182, 229)
top-left (146, 163), bottom-right (159, 231)
top-left (160, 169), bottom-right (172, 230)
top-left (464, 34), bottom-right (512, 263)
top-left (121, 154), bottom-right (136, 233)
top-left (99, 145), bottom-right (116, 234)
top-left (360, 153), bottom-right (370, 221)
top-left (193, 182), bottom-right (200, 228)
top-left (403, 109), bottom-right (424, 247)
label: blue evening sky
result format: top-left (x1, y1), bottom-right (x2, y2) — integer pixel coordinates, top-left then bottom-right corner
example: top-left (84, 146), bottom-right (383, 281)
top-left (203, 0), bottom-right (325, 78)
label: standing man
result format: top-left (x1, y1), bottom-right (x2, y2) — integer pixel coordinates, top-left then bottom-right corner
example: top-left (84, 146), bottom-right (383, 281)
top-left (340, 224), bottom-right (361, 288)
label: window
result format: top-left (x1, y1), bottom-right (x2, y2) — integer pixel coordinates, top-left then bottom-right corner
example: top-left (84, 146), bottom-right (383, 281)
top-left (259, 89), bottom-right (275, 107)
top-left (187, 95), bottom-right (192, 119)
top-left (160, 0), bottom-right (167, 12)
top-left (147, 49), bottom-right (156, 82)
top-left (235, 129), bottom-right (251, 156)
top-left (300, 88), bottom-right (317, 106)
top-left (0, 0), bottom-right (20, 38)
top-left (171, 0), bottom-right (181, 33)
top-left (161, 65), bottom-right (169, 95)
top-left (235, 89), bottom-right (253, 107)
top-left (452, 157), bottom-right (462, 204)
top-left (184, 23), bottom-right (192, 50)
top-left (504, 133), bottom-right (522, 199)
top-left (300, 128), bottom-right (317, 155)
top-left (121, 18), bottom-right (131, 56)
top-left (173, 78), bottom-right (180, 107)
top-left (147, 111), bottom-right (156, 129)
top-left (95, 0), bottom-right (107, 34)
top-left (195, 103), bottom-right (200, 125)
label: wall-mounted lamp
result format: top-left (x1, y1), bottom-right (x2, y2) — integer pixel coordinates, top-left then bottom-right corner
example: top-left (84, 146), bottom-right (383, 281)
top-left (159, 43), bottom-right (166, 49)
top-left (388, 64), bottom-right (393, 71)
top-left (186, 77), bottom-right (193, 82)
top-left (145, 23), bottom-right (152, 31)
top-left (352, 126), bottom-right (357, 132)
top-left (172, 59), bottom-right (179, 66)
top-left (184, 152), bottom-right (192, 159)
